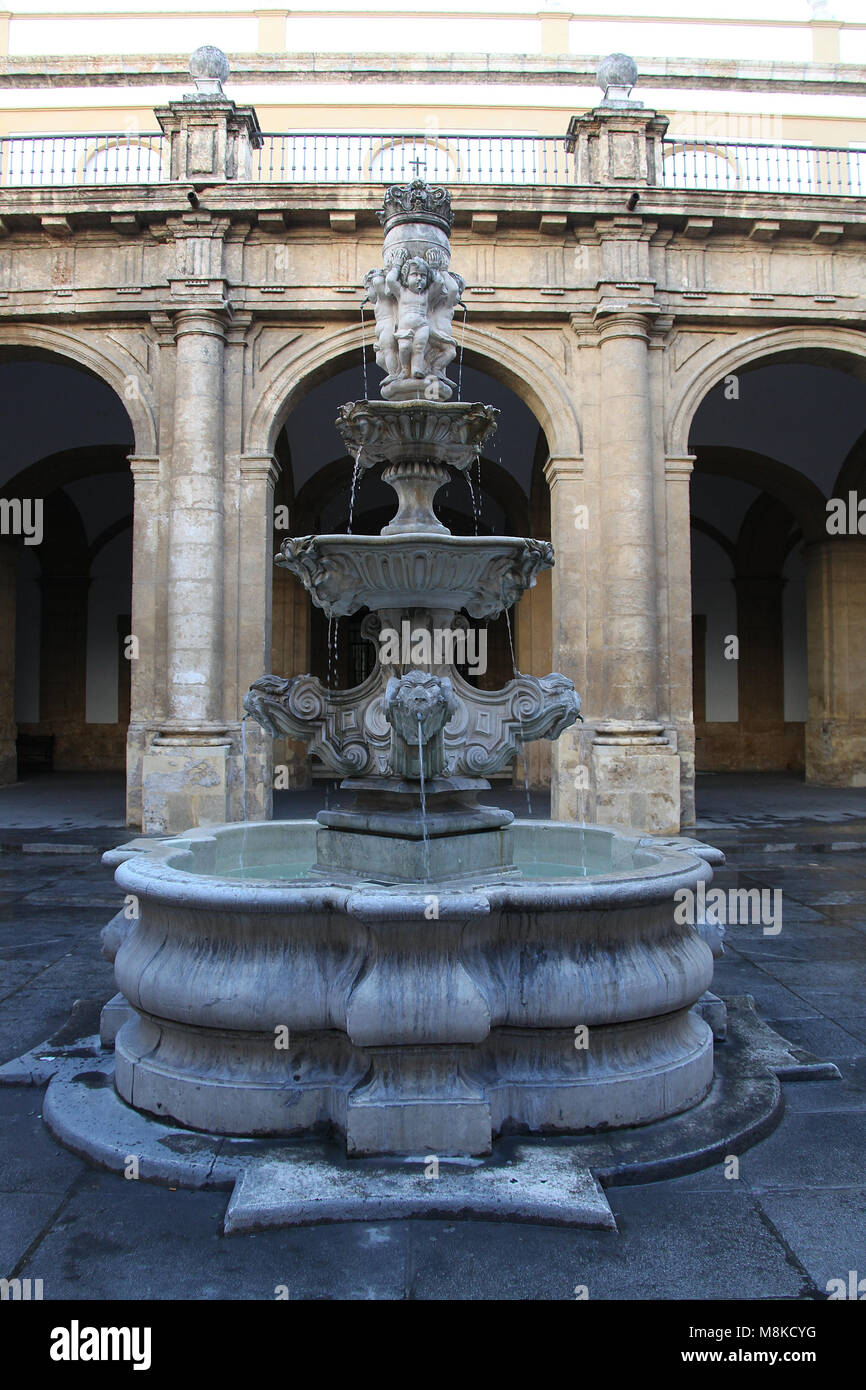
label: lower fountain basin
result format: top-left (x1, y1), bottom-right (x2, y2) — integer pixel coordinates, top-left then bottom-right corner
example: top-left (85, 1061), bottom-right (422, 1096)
top-left (107, 819), bottom-right (717, 1155)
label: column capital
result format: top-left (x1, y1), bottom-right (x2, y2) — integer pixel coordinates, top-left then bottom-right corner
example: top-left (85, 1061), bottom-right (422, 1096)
top-left (593, 304), bottom-right (659, 341)
top-left (170, 305), bottom-right (230, 339)
top-left (128, 455), bottom-right (161, 480)
top-left (240, 452), bottom-right (281, 486)
top-left (665, 453), bottom-right (696, 478)
top-left (543, 455), bottom-right (584, 489)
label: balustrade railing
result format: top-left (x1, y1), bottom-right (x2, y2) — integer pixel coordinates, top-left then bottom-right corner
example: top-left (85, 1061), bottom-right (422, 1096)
top-left (0, 132), bottom-right (166, 186)
top-left (253, 132), bottom-right (572, 185)
top-left (1, 129), bottom-right (864, 197)
top-left (661, 139), bottom-right (866, 198)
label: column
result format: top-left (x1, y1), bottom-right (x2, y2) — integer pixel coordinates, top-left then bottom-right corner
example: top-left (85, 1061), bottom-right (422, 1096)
top-left (126, 456), bottom-right (161, 828)
top-left (805, 537), bottom-right (866, 786)
top-left (666, 454), bottom-right (697, 825)
top-left (590, 309), bottom-right (680, 833)
top-left (735, 575), bottom-right (786, 731)
top-left (38, 573), bottom-right (90, 767)
top-left (141, 308), bottom-right (231, 833)
top-left (166, 309), bottom-right (226, 724)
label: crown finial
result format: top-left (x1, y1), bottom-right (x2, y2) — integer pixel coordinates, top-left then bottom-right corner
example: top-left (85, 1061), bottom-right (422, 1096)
top-left (377, 179), bottom-right (455, 234)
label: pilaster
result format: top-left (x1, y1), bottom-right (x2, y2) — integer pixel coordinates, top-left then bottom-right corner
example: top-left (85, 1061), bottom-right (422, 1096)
top-left (544, 454), bottom-right (588, 821)
top-left (805, 536), bottom-right (866, 787)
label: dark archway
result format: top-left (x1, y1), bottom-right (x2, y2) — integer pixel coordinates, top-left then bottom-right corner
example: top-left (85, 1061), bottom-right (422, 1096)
top-left (0, 356), bottom-right (134, 783)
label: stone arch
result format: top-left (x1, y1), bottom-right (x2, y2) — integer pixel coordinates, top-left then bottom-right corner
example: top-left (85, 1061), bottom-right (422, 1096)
top-left (667, 326), bottom-right (866, 459)
top-left (246, 320), bottom-right (581, 464)
top-left (0, 324), bottom-right (157, 457)
top-left (692, 445), bottom-right (827, 543)
top-left (834, 425), bottom-right (866, 497)
top-left (0, 444), bottom-right (132, 501)
top-left (735, 492), bottom-right (798, 578)
top-left (690, 516), bottom-right (736, 566)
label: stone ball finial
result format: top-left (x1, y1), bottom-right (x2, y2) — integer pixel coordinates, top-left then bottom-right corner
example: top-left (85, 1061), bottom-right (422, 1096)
top-left (189, 44), bottom-right (230, 95)
top-left (596, 52), bottom-right (639, 105)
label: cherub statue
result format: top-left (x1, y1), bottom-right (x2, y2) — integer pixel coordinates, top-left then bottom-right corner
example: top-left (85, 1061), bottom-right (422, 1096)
top-left (385, 256), bottom-right (438, 381)
top-left (428, 268), bottom-right (465, 381)
top-left (362, 267), bottom-right (399, 384)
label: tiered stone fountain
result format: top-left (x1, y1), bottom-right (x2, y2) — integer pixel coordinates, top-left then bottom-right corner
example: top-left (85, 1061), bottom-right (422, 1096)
top-left (96, 180), bottom-right (721, 1163)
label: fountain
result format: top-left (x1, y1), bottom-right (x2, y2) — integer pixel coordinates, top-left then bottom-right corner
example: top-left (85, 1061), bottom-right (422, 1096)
top-left (20, 176), bottom-right (839, 1231)
top-left (83, 178), bottom-right (724, 1167)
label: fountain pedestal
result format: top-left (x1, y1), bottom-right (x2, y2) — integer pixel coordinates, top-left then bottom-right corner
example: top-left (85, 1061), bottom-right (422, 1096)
top-left (316, 777), bottom-right (517, 884)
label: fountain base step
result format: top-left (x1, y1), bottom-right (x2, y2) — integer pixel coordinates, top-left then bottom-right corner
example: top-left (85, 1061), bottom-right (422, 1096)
top-left (109, 1009), bottom-right (713, 1149)
top-left (223, 1148), bottom-right (614, 1232)
top-left (36, 999), bottom-right (840, 1229)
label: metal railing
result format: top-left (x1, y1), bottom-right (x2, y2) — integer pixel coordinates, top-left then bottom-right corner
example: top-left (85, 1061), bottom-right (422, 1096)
top-left (661, 139), bottom-right (866, 198)
top-left (1, 129), bottom-right (865, 197)
top-left (253, 132), bottom-right (573, 185)
top-left (0, 132), bottom-right (167, 186)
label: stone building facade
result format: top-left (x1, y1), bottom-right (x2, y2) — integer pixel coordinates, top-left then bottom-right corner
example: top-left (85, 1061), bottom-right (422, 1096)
top-left (0, 57), bottom-right (864, 836)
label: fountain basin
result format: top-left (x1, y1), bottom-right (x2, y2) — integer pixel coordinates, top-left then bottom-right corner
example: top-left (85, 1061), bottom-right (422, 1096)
top-left (277, 532), bottom-right (554, 620)
top-left (109, 820), bottom-right (716, 1155)
top-left (335, 399), bottom-right (498, 472)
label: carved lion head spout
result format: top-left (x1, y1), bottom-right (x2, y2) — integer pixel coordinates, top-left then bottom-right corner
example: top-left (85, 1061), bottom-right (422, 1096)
top-left (384, 671), bottom-right (458, 779)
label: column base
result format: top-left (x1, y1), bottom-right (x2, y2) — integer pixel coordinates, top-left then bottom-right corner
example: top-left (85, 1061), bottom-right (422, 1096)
top-left (141, 731), bottom-right (231, 834)
top-left (590, 721), bottom-right (681, 833)
top-left (0, 730), bottom-right (16, 787)
top-left (806, 718), bottom-right (866, 787)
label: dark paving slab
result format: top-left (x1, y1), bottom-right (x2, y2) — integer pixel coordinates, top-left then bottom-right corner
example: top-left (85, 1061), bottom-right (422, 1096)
top-left (738, 1110), bottom-right (866, 1190)
top-left (16, 1172), bottom-right (411, 1301)
top-left (0, 1089), bottom-right (84, 1194)
top-left (404, 1190), bottom-right (811, 1300)
top-left (1, 1193), bottom-right (70, 1275)
top-left (756, 1189), bottom-right (866, 1294)
top-left (779, 1056), bottom-right (866, 1114)
top-left (757, 1016), bottom-right (865, 1064)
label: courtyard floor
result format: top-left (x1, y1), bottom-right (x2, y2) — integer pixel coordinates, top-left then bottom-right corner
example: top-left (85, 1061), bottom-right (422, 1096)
top-left (0, 771), bottom-right (864, 1301)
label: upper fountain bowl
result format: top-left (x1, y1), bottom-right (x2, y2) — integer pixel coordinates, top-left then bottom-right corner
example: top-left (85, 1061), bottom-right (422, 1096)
top-left (336, 399), bottom-right (499, 474)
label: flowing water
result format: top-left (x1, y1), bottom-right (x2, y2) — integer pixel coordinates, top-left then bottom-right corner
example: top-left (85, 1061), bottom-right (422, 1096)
top-left (457, 303), bottom-right (467, 400)
top-left (417, 714), bottom-right (430, 882)
top-left (465, 468), bottom-right (479, 535)
top-left (327, 617), bottom-right (341, 689)
top-left (347, 447), bottom-right (362, 534)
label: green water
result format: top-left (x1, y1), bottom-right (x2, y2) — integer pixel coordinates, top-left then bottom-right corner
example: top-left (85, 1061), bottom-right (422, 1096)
top-left (220, 862), bottom-right (313, 881)
top-left (518, 859), bottom-right (591, 880)
top-left (217, 857), bottom-right (593, 882)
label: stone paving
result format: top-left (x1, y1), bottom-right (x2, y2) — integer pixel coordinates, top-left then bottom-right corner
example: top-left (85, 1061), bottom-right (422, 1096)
top-left (0, 772), bottom-right (864, 1300)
